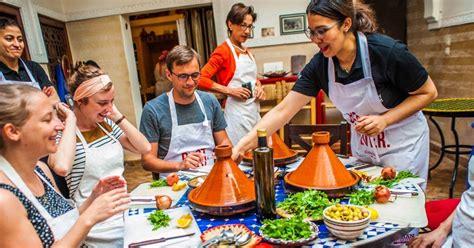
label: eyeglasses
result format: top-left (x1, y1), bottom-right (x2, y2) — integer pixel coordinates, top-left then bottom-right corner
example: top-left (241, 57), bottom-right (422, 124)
top-left (171, 71), bottom-right (201, 82)
top-left (304, 21), bottom-right (340, 40)
top-left (239, 23), bottom-right (255, 31)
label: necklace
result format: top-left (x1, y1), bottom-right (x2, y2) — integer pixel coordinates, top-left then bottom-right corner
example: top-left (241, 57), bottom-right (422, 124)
top-left (341, 65), bottom-right (351, 73)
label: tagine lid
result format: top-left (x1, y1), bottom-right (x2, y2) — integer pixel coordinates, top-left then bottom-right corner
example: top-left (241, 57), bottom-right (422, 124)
top-left (243, 133), bottom-right (298, 164)
top-left (284, 131), bottom-right (359, 190)
top-left (188, 145), bottom-right (256, 207)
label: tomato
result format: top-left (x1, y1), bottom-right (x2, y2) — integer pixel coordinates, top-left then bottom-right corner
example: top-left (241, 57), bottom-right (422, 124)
top-left (166, 173), bottom-right (179, 186)
top-left (381, 166), bottom-right (397, 180)
top-left (374, 185), bottom-right (391, 204)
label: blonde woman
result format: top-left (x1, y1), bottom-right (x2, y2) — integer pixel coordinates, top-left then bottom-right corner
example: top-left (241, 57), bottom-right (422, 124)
top-left (0, 84), bottom-right (130, 247)
top-left (49, 63), bottom-right (151, 247)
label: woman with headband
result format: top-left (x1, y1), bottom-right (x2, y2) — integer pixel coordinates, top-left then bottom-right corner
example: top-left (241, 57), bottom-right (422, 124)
top-left (232, 0), bottom-right (437, 186)
top-left (49, 63), bottom-right (151, 247)
top-left (0, 84), bottom-right (130, 247)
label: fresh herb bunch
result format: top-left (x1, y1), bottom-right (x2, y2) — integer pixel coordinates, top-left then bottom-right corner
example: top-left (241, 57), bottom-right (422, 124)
top-left (278, 190), bottom-right (339, 219)
top-left (349, 190), bottom-right (375, 206)
top-left (149, 179), bottom-right (168, 188)
top-left (370, 170), bottom-right (417, 188)
top-left (147, 210), bottom-right (171, 231)
top-left (261, 217), bottom-right (313, 241)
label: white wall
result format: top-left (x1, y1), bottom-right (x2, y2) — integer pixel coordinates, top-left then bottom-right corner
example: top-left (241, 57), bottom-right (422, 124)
top-left (212, 0), bottom-right (311, 47)
top-left (425, 0), bottom-right (474, 29)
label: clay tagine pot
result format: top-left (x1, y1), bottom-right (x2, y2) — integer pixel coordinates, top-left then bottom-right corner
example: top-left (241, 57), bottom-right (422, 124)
top-left (284, 131), bottom-right (359, 197)
top-left (243, 133), bottom-right (298, 166)
top-left (188, 145), bottom-right (256, 216)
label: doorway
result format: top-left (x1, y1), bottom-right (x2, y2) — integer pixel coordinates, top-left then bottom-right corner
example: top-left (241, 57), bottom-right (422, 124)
top-left (129, 6), bottom-right (216, 104)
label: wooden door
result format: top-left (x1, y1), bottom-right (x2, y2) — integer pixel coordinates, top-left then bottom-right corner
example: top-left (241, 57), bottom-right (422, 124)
top-left (38, 15), bottom-right (72, 84)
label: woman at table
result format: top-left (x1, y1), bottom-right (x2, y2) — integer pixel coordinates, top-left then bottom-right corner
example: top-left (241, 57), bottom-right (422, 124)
top-left (198, 3), bottom-right (265, 146)
top-left (232, 0), bottom-right (437, 183)
top-left (0, 17), bottom-right (59, 101)
top-left (0, 84), bottom-right (130, 247)
top-left (48, 63), bottom-right (151, 247)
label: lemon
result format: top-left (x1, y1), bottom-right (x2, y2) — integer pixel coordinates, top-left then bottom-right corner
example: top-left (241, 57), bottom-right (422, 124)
top-left (367, 207), bottom-right (379, 220)
top-left (172, 181), bottom-right (187, 191)
top-left (176, 214), bottom-right (192, 228)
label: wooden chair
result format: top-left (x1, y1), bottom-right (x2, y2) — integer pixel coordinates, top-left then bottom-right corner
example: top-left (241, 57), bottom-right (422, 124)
top-left (284, 121), bottom-right (350, 155)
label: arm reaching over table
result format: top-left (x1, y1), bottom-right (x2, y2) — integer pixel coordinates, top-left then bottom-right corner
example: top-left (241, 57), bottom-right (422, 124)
top-left (232, 91), bottom-right (312, 160)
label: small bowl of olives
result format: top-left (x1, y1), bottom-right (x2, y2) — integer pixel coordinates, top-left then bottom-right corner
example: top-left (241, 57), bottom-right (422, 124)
top-left (323, 204), bottom-right (370, 240)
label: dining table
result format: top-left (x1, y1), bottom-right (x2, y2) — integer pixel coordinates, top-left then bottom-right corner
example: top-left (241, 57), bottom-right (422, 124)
top-left (123, 157), bottom-right (427, 248)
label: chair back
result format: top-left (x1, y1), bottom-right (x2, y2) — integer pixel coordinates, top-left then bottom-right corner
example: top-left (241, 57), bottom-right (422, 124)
top-left (284, 121), bottom-right (350, 155)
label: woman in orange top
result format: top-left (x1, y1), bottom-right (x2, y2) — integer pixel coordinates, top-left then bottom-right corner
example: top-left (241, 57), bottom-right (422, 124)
top-left (199, 3), bottom-right (265, 146)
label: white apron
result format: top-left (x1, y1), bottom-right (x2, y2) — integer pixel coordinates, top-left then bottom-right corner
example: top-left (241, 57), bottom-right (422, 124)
top-left (0, 156), bottom-right (79, 241)
top-left (223, 39), bottom-right (261, 146)
top-left (73, 123), bottom-right (125, 247)
top-left (163, 89), bottom-right (216, 175)
top-left (0, 59), bottom-right (41, 89)
top-left (328, 32), bottom-right (429, 182)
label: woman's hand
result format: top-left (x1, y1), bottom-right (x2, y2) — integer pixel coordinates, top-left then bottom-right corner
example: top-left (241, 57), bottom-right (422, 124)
top-left (109, 104), bottom-right (123, 123)
top-left (355, 115), bottom-right (388, 136)
top-left (89, 176), bottom-right (127, 202)
top-left (84, 187), bottom-right (130, 224)
top-left (55, 102), bottom-right (75, 123)
top-left (254, 81), bottom-right (266, 101)
top-left (408, 227), bottom-right (449, 248)
top-left (227, 87), bottom-right (251, 101)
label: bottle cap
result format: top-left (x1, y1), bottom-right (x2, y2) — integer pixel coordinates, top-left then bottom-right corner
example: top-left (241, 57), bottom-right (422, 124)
top-left (257, 129), bottom-right (267, 137)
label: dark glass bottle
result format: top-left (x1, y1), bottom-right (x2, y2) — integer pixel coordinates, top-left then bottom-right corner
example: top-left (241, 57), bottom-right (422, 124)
top-left (252, 129), bottom-right (276, 221)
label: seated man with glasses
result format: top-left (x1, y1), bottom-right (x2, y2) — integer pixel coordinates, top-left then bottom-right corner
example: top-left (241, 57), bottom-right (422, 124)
top-left (140, 45), bottom-right (231, 177)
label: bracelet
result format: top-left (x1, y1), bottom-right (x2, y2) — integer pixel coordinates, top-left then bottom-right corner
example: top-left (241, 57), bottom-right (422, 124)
top-left (115, 115), bottom-right (126, 125)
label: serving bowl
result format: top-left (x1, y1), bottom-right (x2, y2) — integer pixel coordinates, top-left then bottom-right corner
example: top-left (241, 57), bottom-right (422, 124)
top-left (323, 204), bottom-right (370, 240)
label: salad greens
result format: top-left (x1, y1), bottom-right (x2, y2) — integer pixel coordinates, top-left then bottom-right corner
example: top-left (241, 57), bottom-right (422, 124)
top-left (277, 190), bottom-right (338, 220)
top-left (147, 210), bottom-right (171, 231)
top-left (261, 217), bottom-right (312, 241)
top-left (349, 189), bottom-right (375, 206)
top-left (149, 179), bottom-right (168, 188)
top-left (369, 170), bottom-right (417, 188)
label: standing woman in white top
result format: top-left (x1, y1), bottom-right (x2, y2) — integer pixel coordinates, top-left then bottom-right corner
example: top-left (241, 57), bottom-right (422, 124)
top-left (49, 63), bottom-right (151, 247)
top-left (0, 84), bottom-right (130, 247)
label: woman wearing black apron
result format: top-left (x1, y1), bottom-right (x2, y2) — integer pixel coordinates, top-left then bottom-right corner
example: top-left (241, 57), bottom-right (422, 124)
top-left (232, 0), bottom-right (437, 187)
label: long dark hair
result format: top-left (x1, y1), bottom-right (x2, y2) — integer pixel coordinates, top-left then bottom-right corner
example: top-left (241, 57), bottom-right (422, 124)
top-left (0, 17), bottom-right (20, 31)
top-left (306, 0), bottom-right (378, 33)
top-left (226, 3), bottom-right (257, 35)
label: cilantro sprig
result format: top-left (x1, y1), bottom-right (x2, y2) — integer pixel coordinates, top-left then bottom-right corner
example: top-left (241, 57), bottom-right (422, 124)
top-left (149, 179), bottom-right (168, 188)
top-left (261, 218), bottom-right (313, 241)
top-left (147, 210), bottom-right (171, 231)
top-left (349, 189), bottom-right (375, 206)
top-left (277, 190), bottom-right (338, 220)
top-left (369, 170), bottom-right (417, 188)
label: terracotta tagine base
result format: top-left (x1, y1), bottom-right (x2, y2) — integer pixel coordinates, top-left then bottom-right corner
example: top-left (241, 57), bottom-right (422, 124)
top-left (243, 133), bottom-right (298, 166)
top-left (188, 145), bottom-right (256, 216)
top-left (284, 131), bottom-right (359, 197)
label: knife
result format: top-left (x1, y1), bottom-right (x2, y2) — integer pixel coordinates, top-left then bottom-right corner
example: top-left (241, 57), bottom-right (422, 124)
top-left (354, 226), bottom-right (413, 248)
top-left (128, 232), bottom-right (195, 248)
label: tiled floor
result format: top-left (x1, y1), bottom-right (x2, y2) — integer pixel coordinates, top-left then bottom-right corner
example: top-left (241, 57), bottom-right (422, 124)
top-left (124, 151), bottom-right (469, 201)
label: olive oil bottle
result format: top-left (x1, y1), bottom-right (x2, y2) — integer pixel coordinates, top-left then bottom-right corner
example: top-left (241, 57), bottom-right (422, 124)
top-left (253, 129), bottom-right (276, 221)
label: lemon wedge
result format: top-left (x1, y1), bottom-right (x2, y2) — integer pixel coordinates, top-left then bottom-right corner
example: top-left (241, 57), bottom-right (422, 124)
top-left (176, 214), bottom-right (192, 228)
top-left (367, 207), bottom-right (379, 220)
top-left (172, 181), bottom-right (187, 191)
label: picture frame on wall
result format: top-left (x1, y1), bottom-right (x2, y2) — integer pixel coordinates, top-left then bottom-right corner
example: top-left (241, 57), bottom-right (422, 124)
top-left (279, 13), bottom-right (306, 35)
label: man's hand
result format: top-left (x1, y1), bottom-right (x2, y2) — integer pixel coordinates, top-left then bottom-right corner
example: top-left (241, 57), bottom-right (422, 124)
top-left (178, 152), bottom-right (206, 170)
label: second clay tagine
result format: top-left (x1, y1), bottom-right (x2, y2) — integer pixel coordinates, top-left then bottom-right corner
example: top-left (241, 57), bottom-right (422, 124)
top-left (284, 131), bottom-right (359, 197)
top-left (243, 133), bottom-right (298, 166)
